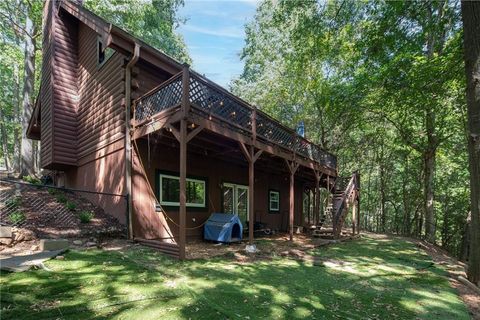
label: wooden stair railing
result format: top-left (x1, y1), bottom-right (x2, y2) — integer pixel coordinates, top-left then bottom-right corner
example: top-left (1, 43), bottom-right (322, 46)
top-left (332, 172), bottom-right (360, 238)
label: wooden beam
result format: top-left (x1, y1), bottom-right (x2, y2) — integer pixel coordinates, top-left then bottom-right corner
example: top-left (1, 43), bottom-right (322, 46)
top-left (189, 109), bottom-right (337, 177)
top-left (178, 119), bottom-right (187, 260)
top-left (166, 123), bottom-right (180, 142)
top-left (132, 110), bottom-right (182, 140)
top-left (186, 124), bottom-right (204, 143)
top-left (285, 159), bottom-right (299, 241)
top-left (181, 63), bottom-right (190, 116)
top-left (352, 198), bottom-right (357, 235)
top-left (248, 146), bottom-right (255, 244)
top-left (253, 150), bottom-right (263, 163)
top-left (314, 171), bottom-right (321, 226)
top-left (238, 142), bottom-right (251, 163)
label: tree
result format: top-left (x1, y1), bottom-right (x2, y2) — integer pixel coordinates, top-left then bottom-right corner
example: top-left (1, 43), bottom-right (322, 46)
top-left (84, 0), bottom-right (191, 64)
top-left (234, 0), bottom-right (468, 254)
top-left (460, 0), bottom-right (480, 286)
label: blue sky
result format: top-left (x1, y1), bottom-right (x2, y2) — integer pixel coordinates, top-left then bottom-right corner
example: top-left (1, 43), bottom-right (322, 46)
top-left (177, 0), bottom-right (258, 87)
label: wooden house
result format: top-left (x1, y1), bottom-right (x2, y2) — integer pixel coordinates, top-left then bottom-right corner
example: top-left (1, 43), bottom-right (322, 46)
top-left (27, 1), bottom-right (359, 259)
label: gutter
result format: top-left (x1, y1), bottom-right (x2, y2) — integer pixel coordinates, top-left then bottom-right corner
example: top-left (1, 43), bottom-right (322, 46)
top-left (125, 42), bottom-right (140, 240)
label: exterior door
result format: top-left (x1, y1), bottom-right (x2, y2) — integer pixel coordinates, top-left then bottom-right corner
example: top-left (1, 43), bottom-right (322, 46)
top-left (222, 183), bottom-right (249, 226)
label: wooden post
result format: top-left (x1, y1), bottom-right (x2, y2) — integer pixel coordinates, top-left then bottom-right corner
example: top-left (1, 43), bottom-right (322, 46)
top-left (239, 142), bottom-right (262, 245)
top-left (181, 63), bottom-right (190, 117)
top-left (286, 159), bottom-right (299, 241)
top-left (289, 168), bottom-right (295, 241)
top-left (352, 197), bottom-right (357, 235)
top-left (314, 170), bottom-right (320, 226)
top-left (248, 146), bottom-right (255, 244)
top-left (179, 119), bottom-right (187, 260)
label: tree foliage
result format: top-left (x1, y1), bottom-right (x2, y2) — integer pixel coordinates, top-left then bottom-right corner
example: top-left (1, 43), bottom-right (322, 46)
top-left (232, 0), bottom-right (470, 258)
top-left (0, 0), bottom-right (190, 171)
top-left (84, 0), bottom-right (191, 64)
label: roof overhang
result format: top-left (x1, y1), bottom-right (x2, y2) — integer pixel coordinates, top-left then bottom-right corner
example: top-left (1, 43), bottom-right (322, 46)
top-left (59, 1), bottom-right (183, 75)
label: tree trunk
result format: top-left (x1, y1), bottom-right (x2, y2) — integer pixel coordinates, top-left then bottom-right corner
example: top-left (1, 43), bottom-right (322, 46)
top-left (0, 108), bottom-right (10, 171)
top-left (13, 63), bottom-right (21, 173)
top-left (19, 11), bottom-right (36, 177)
top-left (424, 148), bottom-right (436, 243)
top-left (461, 0), bottom-right (480, 287)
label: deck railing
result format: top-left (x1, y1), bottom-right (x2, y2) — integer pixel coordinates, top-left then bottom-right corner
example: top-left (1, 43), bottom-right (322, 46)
top-left (134, 72), bottom-right (337, 170)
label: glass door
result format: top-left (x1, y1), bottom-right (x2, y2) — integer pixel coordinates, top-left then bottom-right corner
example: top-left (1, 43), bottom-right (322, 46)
top-left (222, 183), bottom-right (249, 226)
top-left (236, 186), bottom-right (249, 225)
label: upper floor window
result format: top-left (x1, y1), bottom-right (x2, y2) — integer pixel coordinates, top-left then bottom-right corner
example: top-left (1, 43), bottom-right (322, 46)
top-left (97, 36), bottom-right (115, 67)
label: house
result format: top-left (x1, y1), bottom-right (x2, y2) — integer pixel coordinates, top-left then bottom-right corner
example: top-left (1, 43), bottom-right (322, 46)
top-left (27, 0), bottom-right (360, 259)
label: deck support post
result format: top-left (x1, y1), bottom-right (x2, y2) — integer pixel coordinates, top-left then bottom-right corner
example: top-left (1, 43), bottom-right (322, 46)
top-left (237, 107), bottom-right (262, 245)
top-left (179, 119), bottom-right (187, 260)
top-left (313, 170), bottom-right (321, 226)
top-left (352, 195), bottom-right (357, 235)
top-left (239, 141), bottom-right (262, 245)
top-left (285, 159), bottom-right (299, 241)
top-left (178, 62), bottom-right (190, 260)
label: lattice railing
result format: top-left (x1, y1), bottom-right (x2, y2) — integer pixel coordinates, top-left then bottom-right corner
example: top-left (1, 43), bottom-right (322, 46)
top-left (255, 112), bottom-right (297, 150)
top-left (189, 74), bottom-right (253, 134)
top-left (134, 71), bottom-right (338, 171)
top-left (135, 73), bottom-right (183, 123)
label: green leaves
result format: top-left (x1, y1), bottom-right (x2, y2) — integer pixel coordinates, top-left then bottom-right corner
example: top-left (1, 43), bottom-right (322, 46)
top-left (234, 0), bottom-right (468, 255)
top-left (84, 0), bottom-right (191, 64)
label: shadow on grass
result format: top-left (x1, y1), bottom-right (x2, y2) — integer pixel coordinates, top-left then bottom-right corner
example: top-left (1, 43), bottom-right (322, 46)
top-left (0, 236), bottom-right (470, 319)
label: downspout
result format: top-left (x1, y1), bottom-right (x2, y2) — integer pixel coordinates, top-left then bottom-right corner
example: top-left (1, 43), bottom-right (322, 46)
top-left (125, 43), bottom-right (140, 240)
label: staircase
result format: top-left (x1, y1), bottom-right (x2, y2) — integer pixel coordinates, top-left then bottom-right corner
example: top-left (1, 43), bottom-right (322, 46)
top-left (331, 172), bottom-right (360, 238)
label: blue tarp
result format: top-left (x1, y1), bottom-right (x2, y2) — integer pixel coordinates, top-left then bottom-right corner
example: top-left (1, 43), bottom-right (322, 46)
top-left (204, 213), bottom-right (243, 243)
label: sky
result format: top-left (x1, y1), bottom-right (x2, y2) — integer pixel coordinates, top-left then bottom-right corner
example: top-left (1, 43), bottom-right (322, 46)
top-left (177, 0), bottom-right (258, 88)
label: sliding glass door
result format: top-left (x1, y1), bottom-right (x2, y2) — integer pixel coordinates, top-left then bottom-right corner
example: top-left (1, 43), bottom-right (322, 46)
top-left (222, 183), bottom-right (249, 225)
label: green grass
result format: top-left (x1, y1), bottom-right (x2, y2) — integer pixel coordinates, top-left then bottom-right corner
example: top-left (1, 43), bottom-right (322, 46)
top-left (78, 210), bottom-right (94, 223)
top-left (0, 235), bottom-right (469, 320)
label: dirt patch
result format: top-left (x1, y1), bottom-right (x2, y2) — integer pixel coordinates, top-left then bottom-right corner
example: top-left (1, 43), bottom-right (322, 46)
top-left (412, 239), bottom-right (480, 320)
top-left (0, 180), bottom-right (125, 255)
top-left (185, 233), bottom-right (355, 261)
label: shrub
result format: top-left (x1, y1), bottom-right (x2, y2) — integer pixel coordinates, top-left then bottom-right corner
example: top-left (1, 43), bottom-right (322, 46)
top-left (9, 211), bottom-right (26, 224)
top-left (66, 201), bottom-right (76, 211)
top-left (5, 196), bottom-right (21, 208)
top-left (79, 211), bottom-right (94, 223)
top-left (22, 175), bottom-right (40, 185)
top-left (56, 193), bottom-right (67, 204)
top-left (47, 188), bottom-right (57, 195)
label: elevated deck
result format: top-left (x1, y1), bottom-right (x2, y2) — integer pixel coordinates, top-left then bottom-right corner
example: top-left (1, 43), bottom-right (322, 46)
top-left (132, 69), bottom-right (337, 176)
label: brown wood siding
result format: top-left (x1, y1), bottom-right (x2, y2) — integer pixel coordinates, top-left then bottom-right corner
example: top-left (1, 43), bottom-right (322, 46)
top-left (134, 61), bottom-right (171, 97)
top-left (76, 23), bottom-right (126, 161)
top-left (132, 140), bottom-right (306, 241)
top-left (51, 10), bottom-right (79, 166)
top-left (40, 0), bottom-right (54, 168)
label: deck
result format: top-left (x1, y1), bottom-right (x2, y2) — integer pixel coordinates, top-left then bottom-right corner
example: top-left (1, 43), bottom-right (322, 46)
top-left (132, 69), bottom-right (337, 175)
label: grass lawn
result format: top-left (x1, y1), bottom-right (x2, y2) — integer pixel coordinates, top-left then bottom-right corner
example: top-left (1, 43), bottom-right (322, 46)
top-left (0, 235), bottom-right (470, 319)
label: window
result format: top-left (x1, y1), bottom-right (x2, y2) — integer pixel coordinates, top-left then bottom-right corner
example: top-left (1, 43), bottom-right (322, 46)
top-left (269, 190), bottom-right (280, 212)
top-left (222, 183), bottom-right (249, 224)
top-left (159, 174), bottom-right (206, 208)
top-left (97, 36), bottom-right (115, 67)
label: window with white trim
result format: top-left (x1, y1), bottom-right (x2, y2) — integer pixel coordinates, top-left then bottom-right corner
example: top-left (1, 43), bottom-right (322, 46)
top-left (159, 174), bottom-right (206, 207)
top-left (269, 190), bottom-right (280, 212)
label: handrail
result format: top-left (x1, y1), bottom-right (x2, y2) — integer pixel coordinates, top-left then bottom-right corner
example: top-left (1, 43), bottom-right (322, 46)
top-left (334, 173), bottom-right (357, 224)
top-left (135, 71), bottom-right (338, 170)
top-left (134, 71), bottom-right (183, 104)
